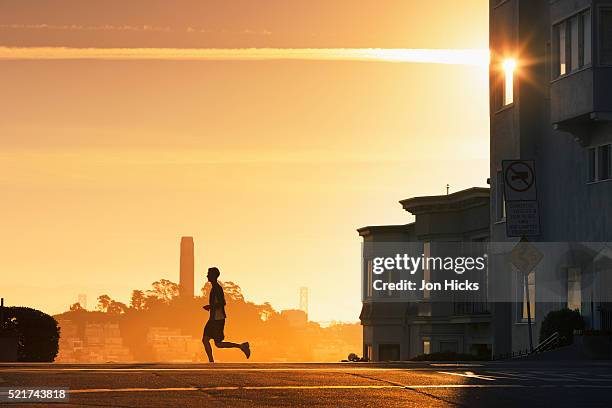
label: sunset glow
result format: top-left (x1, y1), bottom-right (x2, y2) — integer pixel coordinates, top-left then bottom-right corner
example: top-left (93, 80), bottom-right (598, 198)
top-left (0, 0), bottom-right (490, 325)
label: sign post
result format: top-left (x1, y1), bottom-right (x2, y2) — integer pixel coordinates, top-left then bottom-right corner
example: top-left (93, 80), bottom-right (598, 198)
top-left (510, 238), bottom-right (543, 354)
top-left (524, 272), bottom-right (533, 353)
top-left (502, 160), bottom-right (540, 238)
top-left (503, 160), bottom-right (540, 353)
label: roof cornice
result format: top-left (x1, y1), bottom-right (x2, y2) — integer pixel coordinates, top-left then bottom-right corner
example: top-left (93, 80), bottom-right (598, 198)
top-left (400, 187), bottom-right (490, 215)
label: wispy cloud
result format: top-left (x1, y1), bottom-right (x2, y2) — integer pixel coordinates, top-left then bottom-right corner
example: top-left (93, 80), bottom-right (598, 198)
top-left (0, 47), bottom-right (489, 65)
top-left (0, 23), bottom-right (171, 32)
top-left (0, 24), bottom-right (272, 35)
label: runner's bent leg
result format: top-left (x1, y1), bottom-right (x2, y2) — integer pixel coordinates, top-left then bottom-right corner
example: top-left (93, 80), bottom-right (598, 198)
top-left (214, 340), bottom-right (241, 349)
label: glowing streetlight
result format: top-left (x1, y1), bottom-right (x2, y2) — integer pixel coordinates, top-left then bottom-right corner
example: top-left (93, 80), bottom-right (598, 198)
top-left (502, 58), bottom-right (517, 105)
top-left (502, 58), bottom-right (517, 73)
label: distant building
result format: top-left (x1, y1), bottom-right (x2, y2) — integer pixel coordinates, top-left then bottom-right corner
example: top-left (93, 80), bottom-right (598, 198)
top-left (83, 323), bottom-right (132, 363)
top-left (146, 327), bottom-right (201, 362)
top-left (281, 309), bottom-right (308, 328)
top-left (489, 0), bottom-right (612, 356)
top-left (358, 188), bottom-right (491, 361)
top-left (55, 320), bottom-right (83, 362)
top-left (56, 321), bottom-right (132, 363)
top-left (179, 237), bottom-right (195, 298)
top-left (299, 287), bottom-right (309, 316)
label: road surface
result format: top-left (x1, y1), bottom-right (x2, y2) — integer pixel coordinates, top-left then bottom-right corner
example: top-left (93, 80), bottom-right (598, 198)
top-left (1, 361), bottom-right (611, 407)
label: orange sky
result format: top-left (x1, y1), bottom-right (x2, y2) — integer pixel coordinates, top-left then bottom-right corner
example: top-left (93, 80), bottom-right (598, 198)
top-left (0, 0), bottom-right (489, 322)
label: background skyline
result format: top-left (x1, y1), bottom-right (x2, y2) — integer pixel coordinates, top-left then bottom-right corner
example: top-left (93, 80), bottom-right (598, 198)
top-left (0, 0), bottom-right (489, 321)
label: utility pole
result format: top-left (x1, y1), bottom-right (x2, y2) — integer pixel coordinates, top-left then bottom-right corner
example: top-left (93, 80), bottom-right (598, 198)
top-left (446, 184), bottom-right (450, 195)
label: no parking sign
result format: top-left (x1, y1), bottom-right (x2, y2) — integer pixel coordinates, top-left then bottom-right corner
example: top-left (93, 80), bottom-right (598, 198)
top-left (502, 160), bottom-right (540, 237)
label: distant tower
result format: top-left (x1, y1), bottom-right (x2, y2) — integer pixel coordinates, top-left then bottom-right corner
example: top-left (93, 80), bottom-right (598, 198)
top-left (179, 237), bottom-right (195, 298)
top-left (77, 294), bottom-right (87, 310)
top-left (299, 287), bottom-right (308, 316)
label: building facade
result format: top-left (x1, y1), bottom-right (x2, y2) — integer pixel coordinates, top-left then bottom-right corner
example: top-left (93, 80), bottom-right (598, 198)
top-left (56, 320), bottom-right (133, 363)
top-left (359, 188), bottom-right (491, 361)
top-left (147, 327), bottom-right (202, 362)
top-left (489, 0), bottom-right (612, 355)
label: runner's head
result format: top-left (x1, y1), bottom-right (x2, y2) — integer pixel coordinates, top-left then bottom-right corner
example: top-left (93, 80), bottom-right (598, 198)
top-left (207, 267), bottom-right (221, 282)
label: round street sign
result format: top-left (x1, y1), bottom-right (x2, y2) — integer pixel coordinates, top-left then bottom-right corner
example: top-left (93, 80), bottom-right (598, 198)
top-left (505, 161), bottom-right (534, 193)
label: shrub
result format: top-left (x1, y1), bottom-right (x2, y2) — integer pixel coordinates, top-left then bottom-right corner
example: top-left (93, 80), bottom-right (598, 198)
top-left (539, 308), bottom-right (585, 346)
top-left (4, 307), bottom-right (59, 362)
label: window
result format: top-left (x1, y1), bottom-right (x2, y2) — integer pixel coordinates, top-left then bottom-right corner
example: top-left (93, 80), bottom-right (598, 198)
top-left (588, 144), bottom-right (612, 182)
top-left (496, 171), bottom-right (506, 221)
top-left (567, 267), bottom-right (581, 312)
top-left (502, 59), bottom-right (516, 106)
top-left (387, 270), bottom-right (399, 298)
top-left (599, 144), bottom-right (611, 180)
top-left (520, 269), bottom-right (535, 321)
top-left (558, 21), bottom-right (567, 75)
top-left (366, 259), bottom-right (373, 297)
top-left (554, 10), bottom-right (592, 77)
top-left (584, 10), bottom-right (592, 66)
top-left (423, 242), bottom-right (431, 300)
top-left (571, 16), bottom-right (580, 71)
top-left (601, 9), bottom-right (612, 65)
top-left (588, 148), bottom-right (597, 182)
top-left (422, 338), bottom-right (431, 355)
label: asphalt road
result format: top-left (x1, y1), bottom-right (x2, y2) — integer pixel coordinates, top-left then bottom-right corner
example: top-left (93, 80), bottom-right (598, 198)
top-left (1, 361), bottom-right (611, 407)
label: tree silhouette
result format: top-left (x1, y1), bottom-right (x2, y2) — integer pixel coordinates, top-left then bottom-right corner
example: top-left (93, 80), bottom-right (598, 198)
top-left (201, 281), bottom-right (243, 302)
top-left (69, 302), bottom-right (84, 312)
top-left (107, 300), bottom-right (128, 315)
top-left (130, 290), bottom-right (146, 311)
top-left (222, 281), bottom-right (244, 302)
top-left (147, 279), bottom-right (179, 303)
top-left (97, 295), bottom-right (111, 312)
top-left (259, 302), bottom-right (275, 321)
top-left (143, 294), bottom-right (165, 310)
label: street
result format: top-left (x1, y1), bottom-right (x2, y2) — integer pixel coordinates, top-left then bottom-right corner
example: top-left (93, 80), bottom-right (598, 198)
top-left (1, 361), bottom-right (611, 407)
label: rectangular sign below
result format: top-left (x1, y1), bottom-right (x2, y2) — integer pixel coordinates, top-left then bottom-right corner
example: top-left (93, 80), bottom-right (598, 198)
top-left (506, 201), bottom-right (540, 237)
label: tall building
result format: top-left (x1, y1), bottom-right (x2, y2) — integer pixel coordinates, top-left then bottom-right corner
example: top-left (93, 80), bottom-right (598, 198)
top-left (179, 237), bottom-right (195, 298)
top-left (299, 287), bottom-right (309, 316)
top-left (489, 0), bottom-right (612, 356)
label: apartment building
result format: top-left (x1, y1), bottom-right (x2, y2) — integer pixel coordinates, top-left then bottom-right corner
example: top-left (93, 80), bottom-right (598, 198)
top-left (358, 188), bottom-right (491, 361)
top-left (489, 0), bottom-right (612, 355)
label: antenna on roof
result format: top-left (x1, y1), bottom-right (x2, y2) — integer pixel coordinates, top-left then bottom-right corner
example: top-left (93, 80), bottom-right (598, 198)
top-left (446, 184), bottom-right (450, 195)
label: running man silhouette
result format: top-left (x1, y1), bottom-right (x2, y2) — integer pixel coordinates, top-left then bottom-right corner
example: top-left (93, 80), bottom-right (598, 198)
top-left (202, 267), bottom-right (251, 362)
